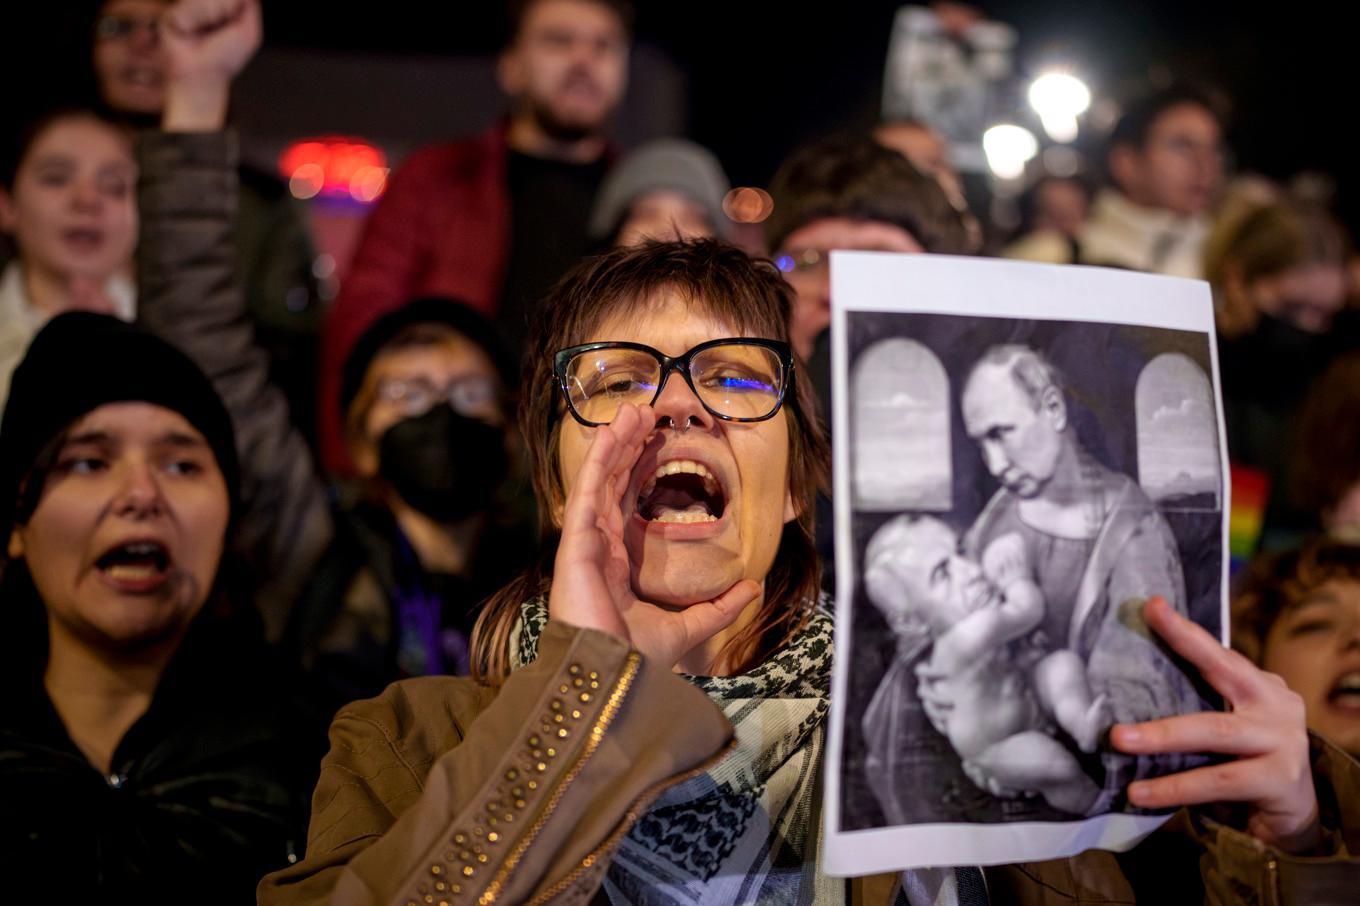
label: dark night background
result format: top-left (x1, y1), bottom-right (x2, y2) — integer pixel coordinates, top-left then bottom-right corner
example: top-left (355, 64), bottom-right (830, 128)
top-left (11, 1), bottom-right (1354, 231)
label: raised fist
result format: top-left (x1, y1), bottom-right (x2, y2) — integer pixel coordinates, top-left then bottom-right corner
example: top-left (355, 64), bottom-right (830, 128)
top-left (162, 0), bottom-right (262, 85)
top-left (159, 0), bottom-right (261, 131)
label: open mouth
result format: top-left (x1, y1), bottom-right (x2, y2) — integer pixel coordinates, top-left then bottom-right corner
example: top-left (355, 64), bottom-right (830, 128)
top-left (62, 228), bottom-right (105, 252)
top-left (121, 66), bottom-right (163, 88)
top-left (635, 459), bottom-right (727, 525)
top-left (1327, 672), bottom-right (1360, 709)
top-left (559, 72), bottom-right (603, 104)
top-left (96, 540), bottom-right (170, 586)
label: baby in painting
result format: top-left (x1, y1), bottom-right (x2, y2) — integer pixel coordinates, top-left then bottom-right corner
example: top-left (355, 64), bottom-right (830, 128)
top-left (862, 515), bottom-right (1113, 814)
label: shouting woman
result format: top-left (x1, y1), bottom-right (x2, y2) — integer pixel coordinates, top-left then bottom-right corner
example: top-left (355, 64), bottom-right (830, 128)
top-left (263, 240), bottom-right (1359, 904)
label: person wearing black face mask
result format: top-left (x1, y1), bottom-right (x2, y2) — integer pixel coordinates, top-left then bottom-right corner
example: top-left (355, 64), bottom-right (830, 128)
top-left (379, 403), bottom-right (509, 524)
top-left (279, 299), bottom-right (534, 712)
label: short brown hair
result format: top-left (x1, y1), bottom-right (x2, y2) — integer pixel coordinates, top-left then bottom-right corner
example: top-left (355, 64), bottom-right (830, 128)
top-left (505, 0), bottom-right (635, 44)
top-left (764, 133), bottom-right (970, 255)
top-left (1107, 83), bottom-right (1226, 154)
top-left (471, 239), bottom-right (830, 681)
top-left (2, 107), bottom-right (131, 190)
top-left (1232, 535), bottom-right (1360, 663)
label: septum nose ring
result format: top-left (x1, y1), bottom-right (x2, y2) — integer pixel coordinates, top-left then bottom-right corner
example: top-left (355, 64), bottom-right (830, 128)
top-left (661, 415), bottom-right (697, 432)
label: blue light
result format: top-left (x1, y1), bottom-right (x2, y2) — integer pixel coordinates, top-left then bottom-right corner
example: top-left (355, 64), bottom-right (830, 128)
top-left (714, 377), bottom-right (775, 392)
top-left (776, 255), bottom-right (794, 273)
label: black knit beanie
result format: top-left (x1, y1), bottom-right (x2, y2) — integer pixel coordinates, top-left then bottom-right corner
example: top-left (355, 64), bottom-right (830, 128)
top-left (0, 312), bottom-right (240, 537)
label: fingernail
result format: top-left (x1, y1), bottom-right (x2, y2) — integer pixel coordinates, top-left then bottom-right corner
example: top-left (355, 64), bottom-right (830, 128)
top-left (1116, 726), bottom-right (1139, 744)
top-left (1128, 782), bottom-right (1147, 803)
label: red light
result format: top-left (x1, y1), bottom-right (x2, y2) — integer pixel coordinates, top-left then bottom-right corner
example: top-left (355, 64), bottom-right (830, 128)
top-left (279, 137), bottom-right (390, 204)
top-left (349, 166), bottom-right (388, 203)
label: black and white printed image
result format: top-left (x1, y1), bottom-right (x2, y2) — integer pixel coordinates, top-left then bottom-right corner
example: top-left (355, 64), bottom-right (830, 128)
top-left (836, 312), bottom-right (1224, 835)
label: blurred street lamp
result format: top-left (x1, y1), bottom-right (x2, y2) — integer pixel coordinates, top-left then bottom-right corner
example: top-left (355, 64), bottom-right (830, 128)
top-left (1028, 71), bottom-right (1091, 144)
top-left (982, 124), bottom-right (1038, 181)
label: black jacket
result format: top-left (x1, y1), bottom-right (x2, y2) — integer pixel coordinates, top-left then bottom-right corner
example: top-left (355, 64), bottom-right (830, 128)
top-left (0, 579), bottom-right (321, 904)
top-left (286, 501), bottom-right (532, 719)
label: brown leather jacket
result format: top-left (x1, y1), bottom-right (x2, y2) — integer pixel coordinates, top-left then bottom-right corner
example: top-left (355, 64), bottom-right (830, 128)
top-left (260, 621), bottom-right (1360, 905)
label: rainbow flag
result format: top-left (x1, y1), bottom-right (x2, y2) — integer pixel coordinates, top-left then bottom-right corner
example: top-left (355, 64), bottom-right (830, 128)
top-left (1229, 464), bottom-right (1270, 572)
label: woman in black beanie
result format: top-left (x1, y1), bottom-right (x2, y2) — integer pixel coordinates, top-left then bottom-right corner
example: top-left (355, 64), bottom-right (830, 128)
top-left (0, 312), bottom-right (316, 903)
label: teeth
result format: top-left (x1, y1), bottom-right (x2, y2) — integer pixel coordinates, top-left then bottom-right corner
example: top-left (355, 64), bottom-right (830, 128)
top-left (635, 459), bottom-right (725, 520)
top-left (1335, 672), bottom-right (1360, 693)
top-left (650, 509), bottom-right (719, 524)
top-left (653, 460), bottom-right (714, 481)
top-left (639, 460), bottom-right (721, 499)
top-left (105, 563), bottom-right (160, 581)
top-left (124, 542), bottom-right (161, 556)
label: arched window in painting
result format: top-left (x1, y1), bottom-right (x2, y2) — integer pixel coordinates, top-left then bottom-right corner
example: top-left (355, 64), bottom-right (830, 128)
top-left (852, 337), bottom-right (951, 511)
top-left (1135, 352), bottom-right (1221, 511)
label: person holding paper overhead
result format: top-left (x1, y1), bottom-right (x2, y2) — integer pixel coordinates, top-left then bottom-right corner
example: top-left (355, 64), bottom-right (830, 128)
top-left (263, 241), bottom-right (1358, 905)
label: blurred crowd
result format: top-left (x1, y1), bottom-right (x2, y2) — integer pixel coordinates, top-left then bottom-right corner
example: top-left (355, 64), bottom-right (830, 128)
top-left (2, 0), bottom-right (1359, 901)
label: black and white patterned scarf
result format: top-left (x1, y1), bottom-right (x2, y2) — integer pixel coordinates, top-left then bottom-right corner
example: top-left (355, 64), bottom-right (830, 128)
top-left (510, 597), bottom-right (841, 906)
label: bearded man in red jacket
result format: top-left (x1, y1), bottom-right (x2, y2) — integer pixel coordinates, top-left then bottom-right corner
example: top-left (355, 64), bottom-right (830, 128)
top-left (319, 0), bottom-right (632, 472)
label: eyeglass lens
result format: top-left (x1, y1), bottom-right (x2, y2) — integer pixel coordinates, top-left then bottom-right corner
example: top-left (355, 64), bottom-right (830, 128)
top-left (96, 15), bottom-right (160, 41)
top-left (379, 376), bottom-right (498, 418)
top-left (564, 343), bottom-right (783, 424)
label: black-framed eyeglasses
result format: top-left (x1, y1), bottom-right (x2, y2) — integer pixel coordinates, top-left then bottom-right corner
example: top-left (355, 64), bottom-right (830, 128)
top-left (94, 14), bottom-right (160, 42)
top-left (553, 338), bottom-right (794, 427)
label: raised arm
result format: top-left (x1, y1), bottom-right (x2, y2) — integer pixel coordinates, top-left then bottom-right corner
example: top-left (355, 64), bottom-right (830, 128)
top-left (136, 0), bottom-right (332, 639)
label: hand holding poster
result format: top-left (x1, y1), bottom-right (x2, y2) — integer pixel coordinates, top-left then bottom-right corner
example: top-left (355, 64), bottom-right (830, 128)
top-left (823, 253), bottom-right (1230, 873)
